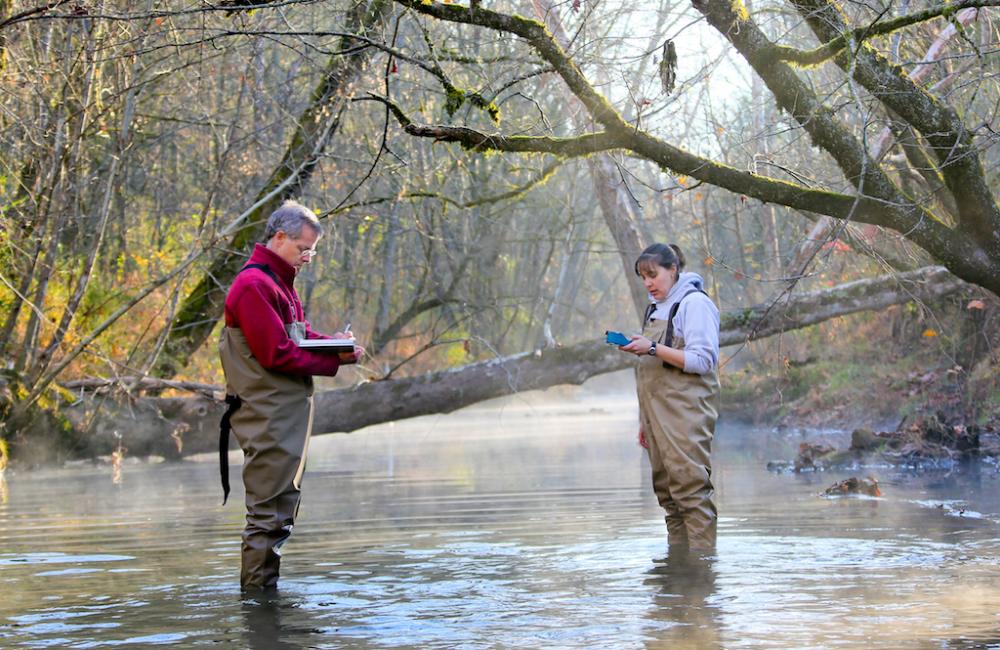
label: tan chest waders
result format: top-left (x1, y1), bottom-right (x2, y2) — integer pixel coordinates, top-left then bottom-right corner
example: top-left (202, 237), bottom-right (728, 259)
top-left (219, 264), bottom-right (314, 590)
top-left (637, 292), bottom-right (720, 550)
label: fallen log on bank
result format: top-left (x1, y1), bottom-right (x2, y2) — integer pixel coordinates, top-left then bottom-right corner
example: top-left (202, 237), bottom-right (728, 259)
top-left (59, 266), bottom-right (968, 460)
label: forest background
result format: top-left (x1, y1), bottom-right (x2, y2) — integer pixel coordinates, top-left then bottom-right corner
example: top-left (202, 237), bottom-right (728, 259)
top-left (0, 0), bottom-right (997, 465)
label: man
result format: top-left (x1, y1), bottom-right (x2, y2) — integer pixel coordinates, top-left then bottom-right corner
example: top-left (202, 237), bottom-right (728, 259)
top-left (219, 200), bottom-right (361, 591)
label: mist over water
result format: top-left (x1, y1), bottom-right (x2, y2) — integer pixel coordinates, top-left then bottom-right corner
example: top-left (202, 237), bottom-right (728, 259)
top-left (2, 372), bottom-right (999, 648)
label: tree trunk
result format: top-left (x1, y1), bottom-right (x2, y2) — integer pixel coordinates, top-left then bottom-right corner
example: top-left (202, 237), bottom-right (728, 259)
top-left (55, 266), bottom-right (966, 461)
top-left (153, 0), bottom-right (391, 378)
top-left (532, 0), bottom-right (649, 319)
top-left (387, 0), bottom-right (1000, 297)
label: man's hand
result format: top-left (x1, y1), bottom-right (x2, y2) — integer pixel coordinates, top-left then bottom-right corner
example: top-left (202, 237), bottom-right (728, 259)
top-left (332, 330), bottom-right (363, 363)
top-left (339, 344), bottom-right (364, 364)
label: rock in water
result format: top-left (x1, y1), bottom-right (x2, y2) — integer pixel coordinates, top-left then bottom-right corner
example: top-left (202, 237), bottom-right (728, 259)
top-left (850, 427), bottom-right (880, 451)
top-left (795, 441), bottom-right (836, 471)
top-left (824, 476), bottom-right (881, 497)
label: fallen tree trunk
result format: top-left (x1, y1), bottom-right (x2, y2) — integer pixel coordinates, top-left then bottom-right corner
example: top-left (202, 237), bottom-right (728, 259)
top-left (58, 266), bottom-right (966, 461)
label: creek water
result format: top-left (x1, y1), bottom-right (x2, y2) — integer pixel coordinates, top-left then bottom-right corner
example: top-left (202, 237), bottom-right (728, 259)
top-left (1, 375), bottom-right (999, 649)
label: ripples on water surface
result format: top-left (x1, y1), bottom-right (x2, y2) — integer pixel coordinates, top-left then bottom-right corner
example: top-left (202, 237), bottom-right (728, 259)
top-left (1, 376), bottom-right (999, 648)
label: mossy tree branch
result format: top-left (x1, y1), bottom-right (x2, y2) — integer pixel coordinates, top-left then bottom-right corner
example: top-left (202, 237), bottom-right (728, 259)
top-left (392, 0), bottom-right (629, 132)
top-left (789, 0), bottom-right (1000, 245)
top-left (764, 0), bottom-right (999, 66)
top-left (385, 0), bottom-right (1000, 295)
top-left (321, 160), bottom-right (564, 215)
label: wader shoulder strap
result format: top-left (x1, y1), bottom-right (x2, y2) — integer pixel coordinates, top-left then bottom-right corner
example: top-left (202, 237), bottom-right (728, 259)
top-left (220, 394), bottom-right (242, 505)
top-left (663, 289), bottom-right (709, 347)
top-left (240, 262), bottom-right (298, 317)
top-left (642, 302), bottom-right (656, 327)
top-left (240, 262), bottom-right (279, 284)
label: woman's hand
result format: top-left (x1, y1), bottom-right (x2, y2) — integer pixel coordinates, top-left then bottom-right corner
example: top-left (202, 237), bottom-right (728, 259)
top-left (620, 335), bottom-right (652, 356)
top-left (638, 425), bottom-right (649, 449)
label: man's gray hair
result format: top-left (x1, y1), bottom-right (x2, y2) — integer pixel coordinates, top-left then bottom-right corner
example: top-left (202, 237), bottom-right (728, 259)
top-left (264, 200), bottom-right (323, 241)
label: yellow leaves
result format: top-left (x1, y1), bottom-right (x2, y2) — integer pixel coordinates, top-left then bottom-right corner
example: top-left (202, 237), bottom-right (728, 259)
top-left (357, 214), bottom-right (376, 236)
top-left (676, 175), bottom-right (688, 187)
top-left (445, 341), bottom-right (467, 366)
top-left (130, 248), bottom-right (172, 273)
top-left (922, 328), bottom-right (938, 338)
top-left (703, 256), bottom-right (714, 267)
top-left (730, 0), bottom-right (750, 21)
top-left (693, 192), bottom-right (703, 201)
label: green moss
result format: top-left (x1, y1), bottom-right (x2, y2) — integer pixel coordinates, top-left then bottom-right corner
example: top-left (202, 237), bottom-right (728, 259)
top-left (443, 83), bottom-right (501, 125)
top-left (444, 84), bottom-right (465, 118)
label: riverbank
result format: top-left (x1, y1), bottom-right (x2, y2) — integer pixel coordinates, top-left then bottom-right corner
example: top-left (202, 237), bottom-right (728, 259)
top-left (719, 304), bottom-right (1000, 469)
top-left (721, 353), bottom-right (1000, 432)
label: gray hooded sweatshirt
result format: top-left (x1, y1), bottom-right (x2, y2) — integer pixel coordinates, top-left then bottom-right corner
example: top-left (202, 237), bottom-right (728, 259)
top-left (647, 271), bottom-right (720, 375)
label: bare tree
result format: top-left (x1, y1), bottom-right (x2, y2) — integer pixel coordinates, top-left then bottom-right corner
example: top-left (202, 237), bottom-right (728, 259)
top-left (378, 0), bottom-right (999, 294)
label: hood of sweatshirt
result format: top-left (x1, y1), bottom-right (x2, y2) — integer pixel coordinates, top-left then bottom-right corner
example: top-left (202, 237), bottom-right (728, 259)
top-left (650, 271), bottom-right (705, 320)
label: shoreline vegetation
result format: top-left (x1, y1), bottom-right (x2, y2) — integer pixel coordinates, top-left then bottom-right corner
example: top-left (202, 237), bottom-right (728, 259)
top-left (721, 303), bottom-right (1000, 473)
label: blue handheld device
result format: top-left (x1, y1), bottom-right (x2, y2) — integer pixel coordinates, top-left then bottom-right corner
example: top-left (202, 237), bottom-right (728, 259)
top-left (605, 330), bottom-right (631, 346)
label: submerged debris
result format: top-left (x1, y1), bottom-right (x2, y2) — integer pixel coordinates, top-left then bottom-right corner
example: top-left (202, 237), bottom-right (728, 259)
top-left (823, 476), bottom-right (881, 497)
top-left (795, 441), bottom-right (836, 471)
top-left (767, 411), bottom-right (999, 473)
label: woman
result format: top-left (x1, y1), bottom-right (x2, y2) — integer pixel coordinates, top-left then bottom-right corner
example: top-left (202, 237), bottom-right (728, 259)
top-left (619, 243), bottom-right (721, 550)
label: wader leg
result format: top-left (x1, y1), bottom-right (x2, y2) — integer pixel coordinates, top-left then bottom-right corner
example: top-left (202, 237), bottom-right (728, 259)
top-left (646, 415), bottom-right (716, 550)
top-left (644, 413), bottom-right (689, 548)
top-left (235, 405), bottom-right (312, 591)
top-left (665, 430), bottom-right (716, 550)
top-left (241, 465), bottom-right (302, 591)
top-left (683, 499), bottom-right (717, 551)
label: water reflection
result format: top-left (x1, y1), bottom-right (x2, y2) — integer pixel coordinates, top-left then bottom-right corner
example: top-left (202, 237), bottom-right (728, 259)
top-left (643, 550), bottom-right (719, 650)
top-left (0, 379), bottom-right (999, 648)
top-left (241, 593), bottom-right (306, 650)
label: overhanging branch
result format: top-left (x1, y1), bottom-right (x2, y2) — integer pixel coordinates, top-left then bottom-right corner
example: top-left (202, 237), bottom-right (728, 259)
top-left (765, 0), bottom-right (999, 66)
top-left (362, 92), bottom-right (623, 155)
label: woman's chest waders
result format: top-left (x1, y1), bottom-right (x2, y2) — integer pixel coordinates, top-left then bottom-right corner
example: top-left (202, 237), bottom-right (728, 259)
top-left (219, 321), bottom-right (314, 590)
top-left (637, 317), bottom-right (720, 550)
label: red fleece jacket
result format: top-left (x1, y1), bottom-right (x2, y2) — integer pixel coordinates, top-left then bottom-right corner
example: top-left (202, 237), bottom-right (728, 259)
top-left (224, 244), bottom-right (341, 377)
